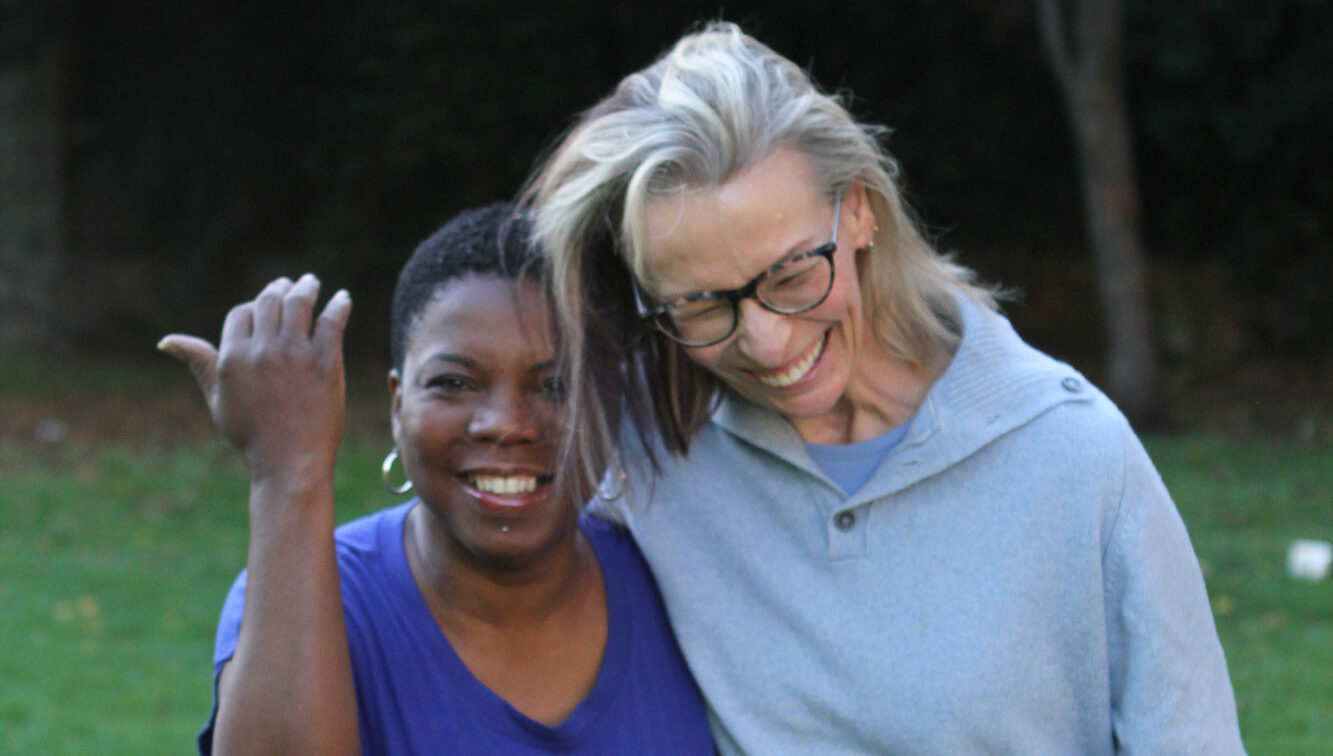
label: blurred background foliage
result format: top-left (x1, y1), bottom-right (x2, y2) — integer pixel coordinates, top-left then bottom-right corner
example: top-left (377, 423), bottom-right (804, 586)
top-left (2, 0), bottom-right (1330, 399)
top-left (2, 5), bottom-right (1330, 749)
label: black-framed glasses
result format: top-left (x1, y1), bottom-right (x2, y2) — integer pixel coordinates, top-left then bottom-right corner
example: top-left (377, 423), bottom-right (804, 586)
top-left (633, 194), bottom-right (841, 347)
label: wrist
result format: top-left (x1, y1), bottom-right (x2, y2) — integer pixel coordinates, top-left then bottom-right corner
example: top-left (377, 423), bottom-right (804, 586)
top-left (248, 470), bottom-right (336, 525)
top-left (247, 449), bottom-right (337, 490)
top-left (250, 470), bottom-right (333, 497)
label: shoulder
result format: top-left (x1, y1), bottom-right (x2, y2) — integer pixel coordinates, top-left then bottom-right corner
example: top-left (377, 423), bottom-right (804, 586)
top-left (334, 500), bottom-right (411, 542)
top-left (215, 502), bottom-right (412, 615)
top-left (330, 503), bottom-right (418, 632)
top-left (918, 299), bottom-right (1157, 511)
top-left (1025, 378), bottom-right (1134, 455)
top-left (581, 511), bottom-right (675, 605)
top-left (579, 511), bottom-right (647, 570)
top-left (331, 501), bottom-right (413, 564)
top-left (943, 296), bottom-right (1136, 451)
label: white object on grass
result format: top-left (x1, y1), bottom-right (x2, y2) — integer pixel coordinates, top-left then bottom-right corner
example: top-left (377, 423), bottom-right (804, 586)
top-left (1287, 539), bottom-right (1332, 581)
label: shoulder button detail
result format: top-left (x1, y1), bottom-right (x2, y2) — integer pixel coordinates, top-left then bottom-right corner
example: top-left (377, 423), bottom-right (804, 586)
top-left (1061, 376), bottom-right (1083, 393)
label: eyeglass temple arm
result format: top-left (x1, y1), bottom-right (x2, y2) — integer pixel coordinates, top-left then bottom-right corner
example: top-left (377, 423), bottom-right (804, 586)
top-left (831, 192), bottom-right (842, 243)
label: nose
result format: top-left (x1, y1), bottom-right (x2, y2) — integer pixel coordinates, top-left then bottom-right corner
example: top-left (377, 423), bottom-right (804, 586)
top-left (731, 298), bottom-right (793, 364)
top-left (467, 389), bottom-right (541, 446)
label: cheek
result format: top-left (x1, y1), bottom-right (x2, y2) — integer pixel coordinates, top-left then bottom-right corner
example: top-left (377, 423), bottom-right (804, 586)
top-left (525, 402), bottom-right (563, 446)
top-left (396, 404), bottom-right (465, 457)
top-left (538, 406), bottom-right (563, 437)
top-left (680, 342), bottom-right (729, 372)
top-left (819, 268), bottom-right (864, 325)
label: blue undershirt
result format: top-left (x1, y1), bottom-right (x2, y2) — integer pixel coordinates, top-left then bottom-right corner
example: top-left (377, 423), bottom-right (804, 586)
top-left (804, 422), bottom-right (909, 495)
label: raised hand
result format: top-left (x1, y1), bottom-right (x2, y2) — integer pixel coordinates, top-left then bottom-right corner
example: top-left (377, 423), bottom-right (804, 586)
top-left (162, 274), bottom-right (361, 754)
top-left (159, 273), bottom-right (353, 484)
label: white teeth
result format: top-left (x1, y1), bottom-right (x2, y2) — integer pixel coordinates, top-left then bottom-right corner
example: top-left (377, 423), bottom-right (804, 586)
top-left (757, 336), bottom-right (824, 388)
top-left (471, 475), bottom-right (539, 495)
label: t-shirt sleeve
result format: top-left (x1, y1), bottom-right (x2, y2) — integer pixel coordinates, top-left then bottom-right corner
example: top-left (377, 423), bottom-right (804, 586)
top-left (196, 570), bottom-right (248, 755)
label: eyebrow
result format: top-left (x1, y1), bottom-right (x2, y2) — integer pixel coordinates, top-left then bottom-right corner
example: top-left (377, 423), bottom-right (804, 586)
top-left (684, 235), bottom-right (828, 304)
top-left (661, 195), bottom-right (840, 304)
top-left (421, 353), bottom-right (559, 373)
top-left (422, 352), bottom-right (475, 368)
top-left (654, 237), bottom-right (811, 304)
top-left (764, 235), bottom-right (826, 268)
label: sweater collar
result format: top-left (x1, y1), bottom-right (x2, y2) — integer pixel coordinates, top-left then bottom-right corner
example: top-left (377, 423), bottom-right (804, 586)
top-left (711, 296), bottom-right (1094, 497)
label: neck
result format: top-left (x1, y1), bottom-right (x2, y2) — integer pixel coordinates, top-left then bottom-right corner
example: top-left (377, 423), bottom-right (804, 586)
top-left (404, 503), bottom-right (609, 728)
top-left (405, 504), bottom-right (596, 629)
top-left (790, 340), bottom-right (947, 445)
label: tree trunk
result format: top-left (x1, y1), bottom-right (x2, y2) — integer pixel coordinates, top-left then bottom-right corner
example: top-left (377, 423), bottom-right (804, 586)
top-left (1068, 77), bottom-right (1160, 425)
top-left (1035, 0), bottom-right (1161, 426)
top-left (0, 35), bottom-right (65, 347)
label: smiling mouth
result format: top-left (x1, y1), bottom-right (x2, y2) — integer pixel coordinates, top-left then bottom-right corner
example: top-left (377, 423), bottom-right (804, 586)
top-left (755, 333), bottom-right (827, 388)
top-left (465, 473), bottom-right (552, 496)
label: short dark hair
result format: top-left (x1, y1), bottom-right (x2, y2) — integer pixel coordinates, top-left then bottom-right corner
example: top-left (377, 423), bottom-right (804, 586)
top-left (389, 202), bottom-right (542, 371)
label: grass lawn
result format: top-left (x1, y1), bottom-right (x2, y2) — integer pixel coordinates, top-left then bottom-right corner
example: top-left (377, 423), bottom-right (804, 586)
top-left (0, 355), bottom-right (1328, 752)
top-left (0, 438), bottom-right (391, 754)
top-left (1149, 437), bottom-right (1333, 752)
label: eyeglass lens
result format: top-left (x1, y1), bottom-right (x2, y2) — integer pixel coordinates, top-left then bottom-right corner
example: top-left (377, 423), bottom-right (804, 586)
top-left (663, 252), bottom-right (833, 345)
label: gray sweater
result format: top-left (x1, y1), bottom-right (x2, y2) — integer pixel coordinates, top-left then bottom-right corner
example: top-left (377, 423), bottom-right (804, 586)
top-left (600, 297), bottom-right (1244, 754)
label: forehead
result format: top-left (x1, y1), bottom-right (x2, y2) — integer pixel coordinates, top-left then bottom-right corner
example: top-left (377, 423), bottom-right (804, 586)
top-left (636, 148), bottom-right (826, 299)
top-left (403, 275), bottom-right (554, 365)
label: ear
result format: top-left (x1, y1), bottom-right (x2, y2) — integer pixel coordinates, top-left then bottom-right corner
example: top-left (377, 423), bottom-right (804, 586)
top-left (845, 179), bottom-right (877, 249)
top-left (387, 368), bottom-right (403, 443)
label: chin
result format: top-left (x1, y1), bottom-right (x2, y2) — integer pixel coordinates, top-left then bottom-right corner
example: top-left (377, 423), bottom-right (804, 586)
top-left (773, 394), bottom-right (840, 422)
top-left (736, 381), bottom-right (838, 422)
top-left (769, 368), bottom-right (851, 423)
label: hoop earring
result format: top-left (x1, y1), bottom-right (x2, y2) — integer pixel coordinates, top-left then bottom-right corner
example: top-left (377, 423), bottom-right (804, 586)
top-left (596, 459), bottom-right (628, 502)
top-left (381, 448), bottom-right (413, 495)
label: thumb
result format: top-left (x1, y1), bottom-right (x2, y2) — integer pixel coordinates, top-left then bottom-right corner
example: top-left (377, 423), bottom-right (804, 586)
top-left (157, 334), bottom-right (220, 399)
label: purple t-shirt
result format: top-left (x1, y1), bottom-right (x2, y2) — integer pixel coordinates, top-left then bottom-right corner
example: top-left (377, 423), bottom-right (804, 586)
top-left (199, 502), bottom-right (714, 755)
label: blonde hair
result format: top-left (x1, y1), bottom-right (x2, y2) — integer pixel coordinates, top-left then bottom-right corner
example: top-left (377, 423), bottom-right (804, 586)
top-left (526, 21), bottom-right (995, 492)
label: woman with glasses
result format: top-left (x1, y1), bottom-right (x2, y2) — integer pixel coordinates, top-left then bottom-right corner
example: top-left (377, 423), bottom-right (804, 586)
top-left (526, 22), bottom-right (1244, 754)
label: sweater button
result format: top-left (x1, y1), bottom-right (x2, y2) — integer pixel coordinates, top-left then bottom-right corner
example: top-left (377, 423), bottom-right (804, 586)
top-left (1061, 376), bottom-right (1083, 393)
top-left (835, 511), bottom-right (857, 531)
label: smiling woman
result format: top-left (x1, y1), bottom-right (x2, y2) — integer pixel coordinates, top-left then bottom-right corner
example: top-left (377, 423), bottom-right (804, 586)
top-left (390, 275), bottom-right (570, 569)
top-left (159, 203), bottom-right (713, 754)
top-left (527, 20), bottom-right (1246, 755)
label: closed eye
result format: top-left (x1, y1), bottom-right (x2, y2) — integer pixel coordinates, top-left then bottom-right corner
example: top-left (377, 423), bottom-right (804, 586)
top-left (770, 269), bottom-right (810, 288)
top-left (671, 296), bottom-right (731, 322)
top-left (769, 263), bottom-right (818, 289)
